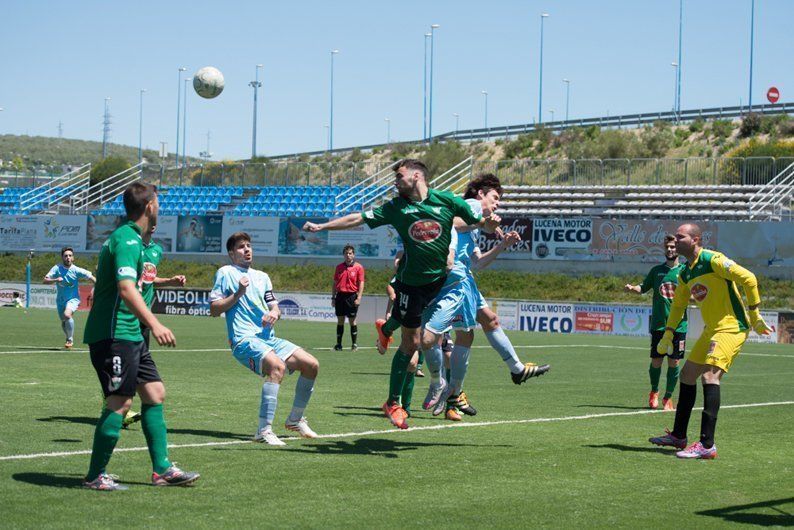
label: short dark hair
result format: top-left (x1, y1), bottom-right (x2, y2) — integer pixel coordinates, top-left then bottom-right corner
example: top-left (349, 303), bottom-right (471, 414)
top-left (464, 173), bottom-right (503, 199)
top-left (226, 231), bottom-right (251, 252)
top-left (393, 159), bottom-right (428, 179)
top-left (343, 245), bottom-right (355, 254)
top-left (61, 246), bottom-right (74, 256)
top-left (664, 234), bottom-right (676, 244)
top-left (123, 182), bottom-right (157, 220)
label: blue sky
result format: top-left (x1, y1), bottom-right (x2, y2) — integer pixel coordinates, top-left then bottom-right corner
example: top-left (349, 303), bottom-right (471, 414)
top-left (1, 0), bottom-right (792, 160)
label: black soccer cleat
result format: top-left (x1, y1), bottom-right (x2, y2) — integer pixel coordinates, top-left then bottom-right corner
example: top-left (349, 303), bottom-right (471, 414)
top-left (453, 392), bottom-right (477, 416)
top-left (511, 362), bottom-right (551, 385)
top-left (333, 344), bottom-right (343, 351)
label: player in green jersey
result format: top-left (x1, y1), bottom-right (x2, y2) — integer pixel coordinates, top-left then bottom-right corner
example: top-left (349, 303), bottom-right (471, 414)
top-left (303, 159), bottom-right (499, 429)
top-left (115, 224), bottom-right (187, 428)
top-left (625, 234), bottom-right (688, 411)
top-left (83, 182), bottom-right (199, 491)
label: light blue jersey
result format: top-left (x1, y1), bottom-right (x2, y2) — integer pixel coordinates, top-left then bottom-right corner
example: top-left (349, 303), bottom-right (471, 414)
top-left (45, 264), bottom-right (92, 307)
top-left (448, 199), bottom-right (482, 283)
top-left (210, 264), bottom-right (278, 346)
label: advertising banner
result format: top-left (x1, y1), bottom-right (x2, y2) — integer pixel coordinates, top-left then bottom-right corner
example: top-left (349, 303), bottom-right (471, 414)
top-left (1, 215), bottom-right (86, 251)
top-left (86, 214), bottom-right (124, 250)
top-left (610, 305), bottom-right (653, 336)
top-left (0, 282), bottom-right (57, 309)
top-left (590, 220), bottom-right (718, 262)
top-left (573, 304), bottom-right (615, 333)
top-left (176, 215), bottom-right (223, 253)
top-left (0, 215), bottom-right (39, 250)
top-left (494, 300), bottom-right (519, 331)
top-left (222, 216), bottom-right (279, 256)
top-left (479, 217), bottom-right (533, 258)
top-left (152, 216), bottom-right (178, 253)
top-left (278, 217), bottom-right (380, 257)
top-left (716, 221), bottom-right (794, 267)
top-left (517, 301), bottom-right (574, 333)
top-left (151, 287), bottom-right (213, 316)
top-left (687, 307), bottom-right (779, 344)
top-left (531, 218), bottom-right (592, 260)
top-left (276, 292), bottom-right (338, 322)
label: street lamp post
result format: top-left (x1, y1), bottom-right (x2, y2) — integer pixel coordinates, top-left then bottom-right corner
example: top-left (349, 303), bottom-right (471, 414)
top-left (748, 0), bottom-right (755, 109)
top-left (562, 79), bottom-right (570, 124)
top-left (324, 124), bottom-right (330, 152)
top-left (481, 90), bottom-right (488, 139)
top-left (138, 89), bottom-right (146, 163)
top-left (182, 78), bottom-right (190, 168)
top-left (453, 113), bottom-right (460, 136)
top-left (176, 67), bottom-right (186, 167)
top-left (538, 13), bottom-right (549, 124)
top-left (423, 33), bottom-right (431, 140)
top-left (329, 50), bottom-right (339, 151)
top-left (385, 118), bottom-right (391, 144)
top-left (671, 62), bottom-right (679, 117)
top-left (428, 24), bottom-right (440, 139)
top-left (676, 0), bottom-right (683, 118)
top-left (549, 109), bottom-right (555, 123)
top-left (250, 64), bottom-right (263, 159)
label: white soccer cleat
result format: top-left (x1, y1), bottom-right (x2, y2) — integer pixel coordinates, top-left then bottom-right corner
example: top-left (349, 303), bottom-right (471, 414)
top-left (285, 417), bottom-right (318, 439)
top-left (422, 378), bottom-right (448, 411)
top-left (254, 427), bottom-right (286, 446)
top-left (431, 385), bottom-right (454, 416)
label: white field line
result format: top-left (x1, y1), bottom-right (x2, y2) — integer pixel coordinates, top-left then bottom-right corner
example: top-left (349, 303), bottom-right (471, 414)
top-left (0, 343), bottom-right (791, 358)
top-left (1, 400), bottom-right (792, 463)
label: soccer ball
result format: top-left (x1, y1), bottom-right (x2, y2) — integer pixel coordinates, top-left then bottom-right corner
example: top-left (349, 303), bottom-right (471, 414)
top-left (193, 66), bottom-right (225, 99)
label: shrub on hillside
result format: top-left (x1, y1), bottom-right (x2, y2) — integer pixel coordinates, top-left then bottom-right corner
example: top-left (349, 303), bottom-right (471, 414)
top-left (709, 119), bottom-right (734, 139)
top-left (640, 124), bottom-right (676, 157)
top-left (90, 156), bottom-right (131, 185)
top-left (423, 140), bottom-right (467, 177)
top-left (779, 119), bottom-right (794, 137)
top-left (689, 119), bottom-right (705, 133)
top-left (739, 113), bottom-right (762, 138)
top-left (727, 139), bottom-right (794, 158)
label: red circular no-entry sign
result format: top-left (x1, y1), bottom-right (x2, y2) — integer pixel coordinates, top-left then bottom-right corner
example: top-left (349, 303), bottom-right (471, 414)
top-left (767, 87), bottom-right (780, 103)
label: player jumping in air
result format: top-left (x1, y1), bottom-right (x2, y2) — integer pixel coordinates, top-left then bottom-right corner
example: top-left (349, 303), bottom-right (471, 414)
top-left (625, 234), bottom-right (687, 411)
top-left (43, 246), bottom-right (95, 349)
top-left (210, 231), bottom-right (320, 445)
top-left (649, 223), bottom-right (772, 459)
top-left (303, 159), bottom-right (499, 429)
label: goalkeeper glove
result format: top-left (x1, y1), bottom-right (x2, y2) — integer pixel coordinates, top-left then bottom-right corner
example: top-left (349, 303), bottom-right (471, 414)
top-left (748, 308), bottom-right (772, 335)
top-left (656, 329), bottom-right (674, 355)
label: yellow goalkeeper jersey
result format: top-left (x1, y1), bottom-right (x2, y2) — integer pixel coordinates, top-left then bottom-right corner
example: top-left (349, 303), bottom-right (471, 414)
top-left (666, 249), bottom-right (760, 334)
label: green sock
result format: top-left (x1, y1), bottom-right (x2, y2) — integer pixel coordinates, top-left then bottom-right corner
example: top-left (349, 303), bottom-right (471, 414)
top-left (417, 351), bottom-right (425, 365)
top-left (401, 371), bottom-right (416, 411)
top-left (664, 365), bottom-right (681, 399)
top-left (649, 364), bottom-right (662, 392)
top-left (388, 350), bottom-right (411, 404)
top-left (86, 408), bottom-right (123, 481)
top-left (141, 403), bottom-right (172, 474)
top-left (383, 316), bottom-right (401, 336)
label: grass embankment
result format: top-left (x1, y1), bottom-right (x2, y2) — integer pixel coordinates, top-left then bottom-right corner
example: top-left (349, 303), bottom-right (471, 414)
top-left (4, 252), bottom-right (793, 309)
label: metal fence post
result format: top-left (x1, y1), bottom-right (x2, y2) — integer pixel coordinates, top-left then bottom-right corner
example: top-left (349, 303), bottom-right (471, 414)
top-left (684, 159), bottom-right (688, 185)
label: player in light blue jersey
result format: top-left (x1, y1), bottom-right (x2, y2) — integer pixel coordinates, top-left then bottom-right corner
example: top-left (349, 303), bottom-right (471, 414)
top-left (421, 174), bottom-right (550, 419)
top-left (43, 246), bottom-right (95, 349)
top-left (210, 231), bottom-right (320, 446)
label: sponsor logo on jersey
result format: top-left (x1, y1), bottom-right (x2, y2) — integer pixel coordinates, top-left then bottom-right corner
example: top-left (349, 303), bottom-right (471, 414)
top-left (721, 258), bottom-right (735, 271)
top-left (141, 262), bottom-right (157, 284)
top-left (690, 283), bottom-right (708, 302)
top-left (408, 220), bottom-right (442, 243)
top-left (402, 206), bottom-right (419, 214)
top-left (117, 266), bottom-right (137, 278)
top-left (659, 281), bottom-right (677, 299)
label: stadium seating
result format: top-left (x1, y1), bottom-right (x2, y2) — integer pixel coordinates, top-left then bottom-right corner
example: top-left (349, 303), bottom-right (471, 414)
top-left (0, 187), bottom-right (33, 214)
top-left (498, 184), bottom-right (764, 219)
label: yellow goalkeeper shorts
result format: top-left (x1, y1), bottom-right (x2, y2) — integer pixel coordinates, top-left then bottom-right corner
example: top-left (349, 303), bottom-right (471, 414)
top-left (688, 329), bottom-right (749, 372)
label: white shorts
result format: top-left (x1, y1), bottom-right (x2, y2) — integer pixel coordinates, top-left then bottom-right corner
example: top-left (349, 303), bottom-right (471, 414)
top-left (57, 298), bottom-right (80, 319)
top-left (231, 336), bottom-right (301, 376)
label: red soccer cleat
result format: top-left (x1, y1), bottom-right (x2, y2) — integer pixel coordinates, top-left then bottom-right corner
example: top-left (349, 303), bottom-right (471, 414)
top-left (382, 401), bottom-right (408, 429)
top-left (375, 319), bottom-right (393, 355)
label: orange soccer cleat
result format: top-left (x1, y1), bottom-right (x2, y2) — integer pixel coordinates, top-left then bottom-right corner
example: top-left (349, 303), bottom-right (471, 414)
top-left (662, 397), bottom-right (675, 411)
top-left (375, 319), bottom-right (393, 355)
top-left (648, 391), bottom-right (659, 410)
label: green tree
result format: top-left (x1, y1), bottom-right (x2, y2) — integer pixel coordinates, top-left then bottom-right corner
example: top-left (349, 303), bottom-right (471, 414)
top-left (90, 155), bottom-right (131, 185)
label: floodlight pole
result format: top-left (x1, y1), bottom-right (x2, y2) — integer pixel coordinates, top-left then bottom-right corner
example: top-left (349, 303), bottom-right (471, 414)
top-left (428, 24), bottom-right (440, 139)
top-left (423, 33), bottom-right (431, 140)
top-left (748, 0), bottom-right (755, 109)
top-left (538, 13), bottom-right (549, 125)
top-left (176, 67), bottom-right (186, 167)
top-left (329, 50), bottom-right (339, 151)
top-left (138, 89), bottom-right (146, 163)
top-left (182, 78), bottom-right (190, 168)
top-left (251, 64), bottom-right (263, 159)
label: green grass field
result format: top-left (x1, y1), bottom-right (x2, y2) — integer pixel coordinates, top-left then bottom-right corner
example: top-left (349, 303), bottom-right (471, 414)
top-left (0, 308), bottom-right (792, 528)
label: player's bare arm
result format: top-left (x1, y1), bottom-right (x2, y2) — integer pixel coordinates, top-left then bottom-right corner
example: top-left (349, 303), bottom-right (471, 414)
top-left (624, 284), bottom-right (642, 294)
top-left (155, 275), bottom-right (186, 287)
top-left (303, 213), bottom-right (365, 232)
top-left (210, 276), bottom-right (249, 317)
top-left (262, 302), bottom-right (280, 327)
top-left (474, 230), bottom-right (520, 270)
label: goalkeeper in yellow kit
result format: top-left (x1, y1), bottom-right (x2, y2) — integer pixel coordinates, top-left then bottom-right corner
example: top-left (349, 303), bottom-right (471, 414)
top-left (649, 223), bottom-right (772, 459)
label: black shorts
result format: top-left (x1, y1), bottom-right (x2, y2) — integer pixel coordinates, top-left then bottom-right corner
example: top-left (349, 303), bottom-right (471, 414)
top-left (141, 325), bottom-right (151, 349)
top-left (89, 338), bottom-right (162, 397)
top-left (392, 277), bottom-right (447, 329)
top-left (650, 330), bottom-right (687, 359)
top-left (335, 292), bottom-right (359, 318)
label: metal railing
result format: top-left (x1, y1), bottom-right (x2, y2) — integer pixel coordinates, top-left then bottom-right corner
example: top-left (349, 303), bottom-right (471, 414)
top-left (429, 157), bottom-right (473, 194)
top-left (334, 162), bottom-right (398, 214)
top-left (72, 163), bottom-right (143, 213)
top-left (18, 164), bottom-right (91, 213)
top-left (748, 162), bottom-right (794, 221)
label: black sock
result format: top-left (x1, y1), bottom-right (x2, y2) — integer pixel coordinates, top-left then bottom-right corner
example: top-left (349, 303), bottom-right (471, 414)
top-left (700, 384), bottom-right (721, 448)
top-left (336, 325), bottom-right (344, 346)
top-left (350, 325), bottom-right (358, 345)
top-left (672, 382), bottom-right (696, 439)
